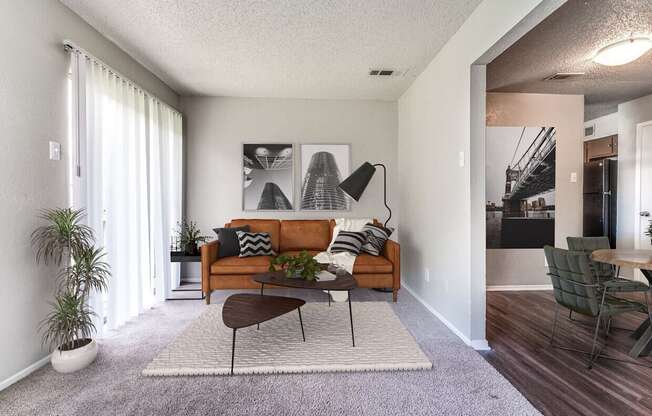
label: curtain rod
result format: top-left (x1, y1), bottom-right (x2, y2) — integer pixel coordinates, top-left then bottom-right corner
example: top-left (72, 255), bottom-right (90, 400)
top-left (63, 40), bottom-right (182, 116)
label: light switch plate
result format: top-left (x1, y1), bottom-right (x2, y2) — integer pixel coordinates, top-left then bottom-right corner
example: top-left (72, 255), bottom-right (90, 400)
top-left (49, 141), bottom-right (61, 161)
top-left (570, 172), bottom-right (577, 183)
top-left (458, 151), bottom-right (465, 167)
top-left (424, 268), bottom-right (430, 282)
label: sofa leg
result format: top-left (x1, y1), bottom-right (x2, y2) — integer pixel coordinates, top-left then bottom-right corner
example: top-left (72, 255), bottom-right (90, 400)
top-left (205, 290), bottom-right (211, 305)
top-left (392, 289), bottom-right (398, 303)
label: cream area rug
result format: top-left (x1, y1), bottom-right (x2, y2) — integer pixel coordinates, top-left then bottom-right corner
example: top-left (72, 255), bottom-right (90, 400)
top-left (143, 302), bottom-right (432, 376)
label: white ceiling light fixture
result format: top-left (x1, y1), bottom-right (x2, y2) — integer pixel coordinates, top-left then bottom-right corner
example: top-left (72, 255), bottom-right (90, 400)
top-left (593, 37), bottom-right (652, 66)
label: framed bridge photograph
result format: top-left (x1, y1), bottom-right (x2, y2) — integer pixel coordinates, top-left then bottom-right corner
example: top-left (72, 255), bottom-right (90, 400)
top-left (486, 126), bottom-right (556, 249)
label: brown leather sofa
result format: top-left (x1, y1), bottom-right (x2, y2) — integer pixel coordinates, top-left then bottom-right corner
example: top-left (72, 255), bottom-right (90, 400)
top-left (201, 219), bottom-right (400, 304)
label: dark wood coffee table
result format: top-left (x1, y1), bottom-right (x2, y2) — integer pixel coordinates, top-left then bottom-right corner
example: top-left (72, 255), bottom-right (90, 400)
top-left (254, 270), bottom-right (357, 347)
top-left (222, 293), bottom-right (305, 375)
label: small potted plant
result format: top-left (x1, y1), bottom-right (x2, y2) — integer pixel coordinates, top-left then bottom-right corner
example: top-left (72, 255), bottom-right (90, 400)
top-left (269, 250), bottom-right (321, 280)
top-left (32, 208), bottom-right (110, 373)
top-left (646, 220), bottom-right (652, 245)
top-left (175, 220), bottom-right (208, 255)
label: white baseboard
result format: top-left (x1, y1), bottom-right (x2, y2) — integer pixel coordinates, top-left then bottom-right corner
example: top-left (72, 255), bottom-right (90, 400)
top-left (470, 339), bottom-right (491, 350)
top-left (0, 354), bottom-right (50, 392)
top-left (486, 284), bottom-right (553, 291)
top-left (402, 284), bottom-right (490, 351)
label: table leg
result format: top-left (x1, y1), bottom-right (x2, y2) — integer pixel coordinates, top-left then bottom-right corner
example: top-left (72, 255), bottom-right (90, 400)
top-left (348, 290), bottom-right (355, 347)
top-left (628, 269), bottom-right (652, 357)
top-left (328, 290), bottom-right (331, 307)
top-left (298, 307), bottom-right (305, 342)
top-left (630, 326), bottom-right (652, 358)
top-left (257, 284), bottom-right (265, 331)
top-left (632, 319), bottom-right (650, 339)
top-left (231, 328), bottom-right (237, 376)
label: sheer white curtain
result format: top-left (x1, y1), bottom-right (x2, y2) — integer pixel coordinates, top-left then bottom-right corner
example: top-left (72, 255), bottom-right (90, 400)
top-left (70, 49), bottom-right (182, 334)
top-left (148, 100), bottom-right (183, 302)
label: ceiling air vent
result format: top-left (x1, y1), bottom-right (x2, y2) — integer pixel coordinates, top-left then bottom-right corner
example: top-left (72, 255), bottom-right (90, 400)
top-left (368, 68), bottom-right (408, 77)
top-left (543, 72), bottom-right (585, 81)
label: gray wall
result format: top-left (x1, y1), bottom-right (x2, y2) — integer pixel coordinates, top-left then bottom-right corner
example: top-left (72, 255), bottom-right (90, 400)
top-left (0, 0), bottom-right (178, 386)
top-left (617, 93), bottom-right (652, 245)
top-left (485, 92), bottom-right (584, 287)
top-left (617, 93), bottom-right (652, 275)
top-left (180, 96), bottom-right (398, 237)
top-left (397, 0), bottom-right (543, 345)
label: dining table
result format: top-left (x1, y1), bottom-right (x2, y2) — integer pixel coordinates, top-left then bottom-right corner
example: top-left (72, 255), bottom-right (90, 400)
top-left (591, 249), bottom-right (652, 358)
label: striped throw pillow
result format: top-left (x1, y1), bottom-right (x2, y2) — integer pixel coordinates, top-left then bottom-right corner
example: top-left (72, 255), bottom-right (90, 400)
top-left (330, 230), bottom-right (367, 255)
top-left (360, 223), bottom-right (394, 256)
top-left (236, 231), bottom-right (275, 257)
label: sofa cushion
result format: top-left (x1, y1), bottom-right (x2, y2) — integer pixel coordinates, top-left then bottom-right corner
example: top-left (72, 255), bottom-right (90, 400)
top-left (280, 220), bottom-right (330, 252)
top-left (330, 230), bottom-right (367, 255)
top-left (360, 223), bottom-right (394, 256)
top-left (279, 251), bottom-right (392, 274)
top-left (353, 254), bottom-right (393, 274)
top-left (211, 255), bottom-right (273, 275)
top-left (279, 250), bottom-right (321, 258)
top-left (230, 219), bottom-right (280, 253)
top-left (236, 231), bottom-right (275, 257)
top-left (213, 225), bottom-right (250, 258)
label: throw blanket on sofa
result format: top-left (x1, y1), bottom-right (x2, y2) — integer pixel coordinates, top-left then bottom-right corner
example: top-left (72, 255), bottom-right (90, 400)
top-left (314, 218), bottom-right (371, 302)
top-left (313, 251), bottom-right (356, 274)
top-left (313, 251), bottom-right (355, 302)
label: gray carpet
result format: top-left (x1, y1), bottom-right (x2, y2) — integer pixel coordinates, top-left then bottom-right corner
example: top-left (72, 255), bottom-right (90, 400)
top-left (0, 289), bottom-right (540, 416)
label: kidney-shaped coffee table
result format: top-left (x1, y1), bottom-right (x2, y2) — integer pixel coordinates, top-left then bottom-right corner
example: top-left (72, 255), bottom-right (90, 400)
top-left (254, 270), bottom-right (357, 347)
top-left (222, 293), bottom-right (305, 375)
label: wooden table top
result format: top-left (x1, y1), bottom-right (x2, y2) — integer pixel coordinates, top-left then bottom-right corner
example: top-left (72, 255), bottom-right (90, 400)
top-left (591, 249), bottom-right (652, 269)
top-left (222, 294), bottom-right (305, 329)
top-left (254, 270), bottom-right (357, 291)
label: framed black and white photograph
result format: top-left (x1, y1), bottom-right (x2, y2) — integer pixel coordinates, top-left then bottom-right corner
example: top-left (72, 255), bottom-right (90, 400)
top-left (300, 144), bottom-right (351, 211)
top-left (486, 126), bottom-right (556, 249)
top-left (243, 143), bottom-right (294, 210)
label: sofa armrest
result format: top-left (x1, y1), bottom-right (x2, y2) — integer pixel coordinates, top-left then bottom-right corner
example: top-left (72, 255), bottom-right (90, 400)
top-left (201, 240), bottom-right (220, 303)
top-left (383, 239), bottom-right (401, 293)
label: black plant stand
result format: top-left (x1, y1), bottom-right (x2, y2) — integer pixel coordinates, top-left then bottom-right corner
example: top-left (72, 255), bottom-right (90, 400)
top-left (170, 252), bottom-right (203, 300)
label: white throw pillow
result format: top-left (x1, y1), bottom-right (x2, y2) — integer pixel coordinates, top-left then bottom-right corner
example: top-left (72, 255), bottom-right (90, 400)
top-left (327, 218), bottom-right (372, 252)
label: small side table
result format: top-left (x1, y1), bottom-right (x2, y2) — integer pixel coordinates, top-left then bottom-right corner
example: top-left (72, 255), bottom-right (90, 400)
top-left (170, 252), bottom-right (203, 300)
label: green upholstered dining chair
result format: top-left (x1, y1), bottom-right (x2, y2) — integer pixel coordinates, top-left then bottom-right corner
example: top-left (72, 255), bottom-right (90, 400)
top-left (567, 236), bottom-right (649, 293)
top-left (544, 246), bottom-right (649, 368)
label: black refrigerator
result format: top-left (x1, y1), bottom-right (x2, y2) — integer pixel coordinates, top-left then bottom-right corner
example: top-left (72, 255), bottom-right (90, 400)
top-left (583, 159), bottom-right (617, 247)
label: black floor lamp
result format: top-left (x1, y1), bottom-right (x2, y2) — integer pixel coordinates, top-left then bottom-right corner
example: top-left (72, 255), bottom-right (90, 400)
top-left (339, 162), bottom-right (394, 294)
top-left (338, 162), bottom-right (392, 227)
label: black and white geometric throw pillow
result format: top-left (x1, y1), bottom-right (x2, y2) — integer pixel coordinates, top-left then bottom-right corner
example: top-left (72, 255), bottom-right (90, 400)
top-left (236, 231), bottom-right (275, 257)
top-left (360, 223), bottom-right (394, 256)
top-left (330, 231), bottom-right (367, 255)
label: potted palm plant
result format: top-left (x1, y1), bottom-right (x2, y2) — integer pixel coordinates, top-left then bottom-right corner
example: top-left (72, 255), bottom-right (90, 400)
top-left (646, 220), bottom-right (652, 245)
top-left (32, 208), bottom-right (110, 373)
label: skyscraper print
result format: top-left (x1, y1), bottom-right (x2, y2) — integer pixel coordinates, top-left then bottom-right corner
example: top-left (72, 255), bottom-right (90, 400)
top-left (300, 144), bottom-right (351, 211)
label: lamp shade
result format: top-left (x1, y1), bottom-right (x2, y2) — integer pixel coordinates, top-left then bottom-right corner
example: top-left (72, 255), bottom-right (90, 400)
top-left (338, 162), bottom-right (376, 201)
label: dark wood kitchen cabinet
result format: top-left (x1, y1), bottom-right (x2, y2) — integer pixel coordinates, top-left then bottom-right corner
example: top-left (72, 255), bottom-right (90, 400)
top-left (584, 135), bottom-right (617, 162)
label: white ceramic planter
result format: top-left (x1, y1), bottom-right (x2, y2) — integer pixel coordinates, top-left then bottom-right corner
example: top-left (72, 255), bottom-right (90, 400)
top-left (51, 339), bottom-right (98, 373)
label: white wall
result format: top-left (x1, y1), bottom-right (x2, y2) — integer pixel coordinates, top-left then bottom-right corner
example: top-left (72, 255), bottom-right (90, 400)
top-left (0, 0), bottom-right (178, 388)
top-left (617, 93), bottom-right (652, 265)
top-left (485, 93), bottom-right (584, 287)
top-left (397, 0), bottom-right (543, 346)
top-left (585, 112), bottom-right (618, 140)
top-left (181, 96), bottom-right (398, 236)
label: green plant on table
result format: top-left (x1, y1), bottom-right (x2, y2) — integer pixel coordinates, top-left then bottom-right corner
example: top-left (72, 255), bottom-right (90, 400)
top-left (646, 219), bottom-right (652, 244)
top-left (176, 220), bottom-right (209, 254)
top-left (31, 208), bottom-right (110, 352)
top-left (269, 250), bottom-right (321, 281)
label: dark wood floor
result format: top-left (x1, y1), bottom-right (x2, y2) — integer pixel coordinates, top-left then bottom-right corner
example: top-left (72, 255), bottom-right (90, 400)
top-left (481, 291), bottom-right (652, 416)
